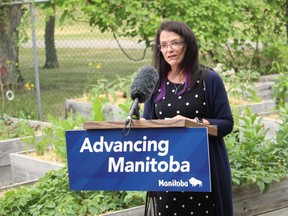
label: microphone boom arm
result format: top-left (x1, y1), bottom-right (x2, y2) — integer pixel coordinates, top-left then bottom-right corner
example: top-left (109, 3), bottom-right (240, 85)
top-left (125, 97), bottom-right (140, 126)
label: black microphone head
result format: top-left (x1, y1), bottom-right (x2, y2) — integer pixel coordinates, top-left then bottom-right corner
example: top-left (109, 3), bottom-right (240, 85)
top-left (130, 65), bottom-right (159, 103)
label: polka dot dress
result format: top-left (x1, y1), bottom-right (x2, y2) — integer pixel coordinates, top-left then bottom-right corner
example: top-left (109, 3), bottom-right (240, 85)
top-left (155, 80), bottom-right (206, 119)
top-left (154, 80), bottom-right (215, 216)
top-left (156, 192), bottom-right (215, 215)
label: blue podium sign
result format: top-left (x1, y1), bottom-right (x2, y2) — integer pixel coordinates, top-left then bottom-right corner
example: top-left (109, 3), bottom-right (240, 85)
top-left (66, 127), bottom-right (211, 192)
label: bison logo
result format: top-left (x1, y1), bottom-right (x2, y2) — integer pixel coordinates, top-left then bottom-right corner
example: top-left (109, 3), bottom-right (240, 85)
top-left (189, 177), bottom-right (202, 187)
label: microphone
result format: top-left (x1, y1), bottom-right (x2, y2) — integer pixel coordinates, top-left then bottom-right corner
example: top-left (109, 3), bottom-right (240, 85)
top-left (125, 65), bottom-right (159, 125)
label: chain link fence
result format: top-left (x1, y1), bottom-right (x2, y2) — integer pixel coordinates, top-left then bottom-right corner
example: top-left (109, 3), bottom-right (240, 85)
top-left (0, 2), bottom-right (152, 120)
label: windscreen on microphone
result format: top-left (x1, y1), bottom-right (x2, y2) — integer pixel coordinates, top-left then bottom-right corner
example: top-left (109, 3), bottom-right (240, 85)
top-left (130, 65), bottom-right (159, 103)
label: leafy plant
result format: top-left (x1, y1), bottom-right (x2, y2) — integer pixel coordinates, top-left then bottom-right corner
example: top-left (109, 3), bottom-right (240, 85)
top-left (26, 72), bottom-right (133, 160)
top-left (275, 103), bottom-right (288, 158)
top-left (0, 167), bottom-right (145, 215)
top-left (221, 68), bottom-right (261, 103)
top-left (226, 108), bottom-right (288, 193)
top-left (27, 112), bottom-right (85, 160)
top-left (271, 61), bottom-right (288, 108)
top-left (87, 72), bottom-right (133, 121)
top-left (0, 115), bottom-right (41, 141)
top-left (24, 71), bottom-right (133, 161)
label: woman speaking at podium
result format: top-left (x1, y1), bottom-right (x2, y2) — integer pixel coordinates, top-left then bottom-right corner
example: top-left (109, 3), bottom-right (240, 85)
top-left (143, 21), bottom-right (234, 216)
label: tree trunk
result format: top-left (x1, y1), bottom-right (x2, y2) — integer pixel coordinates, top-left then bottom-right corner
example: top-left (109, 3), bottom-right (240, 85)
top-left (286, 0), bottom-right (288, 40)
top-left (0, 2), bottom-right (24, 90)
top-left (43, 3), bottom-right (59, 69)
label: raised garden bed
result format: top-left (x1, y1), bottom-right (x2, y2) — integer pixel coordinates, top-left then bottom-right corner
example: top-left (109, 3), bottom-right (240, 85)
top-left (9, 150), bottom-right (64, 183)
top-left (65, 99), bottom-right (124, 120)
top-left (101, 177), bottom-right (288, 216)
top-left (0, 118), bottom-right (51, 187)
top-left (255, 74), bottom-right (278, 100)
top-left (0, 149), bottom-right (63, 197)
top-left (233, 177), bottom-right (288, 215)
top-left (0, 118), bottom-right (50, 167)
top-left (0, 135), bottom-right (42, 168)
top-left (236, 99), bottom-right (276, 115)
top-left (262, 115), bottom-right (282, 139)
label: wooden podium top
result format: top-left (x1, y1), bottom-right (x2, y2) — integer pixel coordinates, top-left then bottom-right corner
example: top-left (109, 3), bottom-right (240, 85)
top-left (83, 119), bottom-right (217, 136)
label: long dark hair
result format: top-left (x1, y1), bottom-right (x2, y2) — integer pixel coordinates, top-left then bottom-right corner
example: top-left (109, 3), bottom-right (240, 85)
top-left (153, 21), bottom-right (207, 102)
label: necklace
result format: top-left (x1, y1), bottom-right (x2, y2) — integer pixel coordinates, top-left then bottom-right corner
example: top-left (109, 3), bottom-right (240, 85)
top-left (173, 83), bottom-right (183, 94)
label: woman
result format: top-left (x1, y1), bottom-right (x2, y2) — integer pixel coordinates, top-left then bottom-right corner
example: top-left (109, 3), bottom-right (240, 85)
top-left (143, 21), bottom-right (234, 216)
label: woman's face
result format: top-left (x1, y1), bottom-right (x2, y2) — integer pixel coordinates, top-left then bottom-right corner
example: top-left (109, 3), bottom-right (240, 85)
top-left (159, 30), bottom-right (186, 69)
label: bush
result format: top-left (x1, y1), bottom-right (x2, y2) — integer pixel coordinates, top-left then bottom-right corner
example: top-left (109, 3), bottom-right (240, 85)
top-left (226, 107), bottom-right (288, 193)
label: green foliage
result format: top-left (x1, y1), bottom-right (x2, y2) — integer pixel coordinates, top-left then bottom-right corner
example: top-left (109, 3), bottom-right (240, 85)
top-left (26, 72), bottom-right (133, 160)
top-left (87, 74), bottom-right (131, 103)
top-left (29, 112), bottom-right (85, 160)
top-left (58, 0), bottom-right (287, 74)
top-left (88, 73), bottom-right (133, 121)
top-left (226, 108), bottom-right (288, 193)
top-left (271, 62), bottom-right (288, 108)
top-left (0, 167), bottom-right (145, 215)
top-left (275, 103), bottom-right (288, 153)
top-left (220, 68), bottom-right (261, 103)
top-left (0, 116), bottom-right (39, 141)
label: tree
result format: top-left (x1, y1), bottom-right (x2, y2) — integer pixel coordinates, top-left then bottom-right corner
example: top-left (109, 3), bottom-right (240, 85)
top-left (78, 0), bottom-right (287, 74)
top-left (0, 1), bottom-right (24, 90)
top-left (45, 0), bottom-right (286, 74)
top-left (43, 1), bottom-right (59, 69)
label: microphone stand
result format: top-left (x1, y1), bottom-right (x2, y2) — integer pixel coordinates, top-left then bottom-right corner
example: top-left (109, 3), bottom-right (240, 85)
top-left (124, 104), bottom-right (140, 125)
top-left (123, 100), bottom-right (140, 136)
top-left (133, 105), bottom-right (140, 120)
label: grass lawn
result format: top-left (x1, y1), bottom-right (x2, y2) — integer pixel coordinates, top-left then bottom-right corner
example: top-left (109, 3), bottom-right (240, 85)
top-left (1, 47), bottom-right (153, 120)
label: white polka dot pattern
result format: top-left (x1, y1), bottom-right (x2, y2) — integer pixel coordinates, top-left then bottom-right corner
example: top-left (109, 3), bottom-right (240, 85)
top-left (155, 81), bottom-right (205, 119)
top-left (153, 80), bottom-right (215, 215)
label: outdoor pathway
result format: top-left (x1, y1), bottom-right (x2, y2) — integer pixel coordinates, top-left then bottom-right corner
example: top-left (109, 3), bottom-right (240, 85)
top-left (21, 39), bottom-right (146, 49)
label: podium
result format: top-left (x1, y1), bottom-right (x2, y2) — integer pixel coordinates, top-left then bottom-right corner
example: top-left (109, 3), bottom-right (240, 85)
top-left (66, 119), bottom-right (217, 192)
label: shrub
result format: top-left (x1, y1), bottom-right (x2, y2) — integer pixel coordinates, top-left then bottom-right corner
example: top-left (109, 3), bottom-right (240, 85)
top-left (226, 107), bottom-right (288, 193)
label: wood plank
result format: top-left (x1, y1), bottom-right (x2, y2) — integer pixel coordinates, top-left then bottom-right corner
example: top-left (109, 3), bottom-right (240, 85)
top-left (83, 119), bottom-right (218, 136)
top-left (233, 177), bottom-right (288, 215)
top-left (258, 207), bottom-right (288, 216)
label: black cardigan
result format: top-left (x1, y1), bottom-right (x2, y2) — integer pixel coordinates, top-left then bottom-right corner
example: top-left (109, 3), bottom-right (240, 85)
top-left (143, 69), bottom-right (234, 216)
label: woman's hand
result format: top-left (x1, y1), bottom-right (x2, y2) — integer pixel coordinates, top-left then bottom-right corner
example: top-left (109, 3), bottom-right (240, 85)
top-left (172, 115), bottom-right (210, 125)
top-left (172, 115), bottom-right (196, 122)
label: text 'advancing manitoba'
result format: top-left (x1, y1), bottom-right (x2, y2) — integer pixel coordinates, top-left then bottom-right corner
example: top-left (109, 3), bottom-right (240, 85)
top-left (79, 136), bottom-right (190, 173)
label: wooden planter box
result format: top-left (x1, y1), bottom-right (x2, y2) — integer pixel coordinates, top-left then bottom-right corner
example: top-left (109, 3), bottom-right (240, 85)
top-left (0, 179), bottom-right (38, 194)
top-left (0, 135), bottom-right (41, 187)
top-left (256, 74), bottom-right (278, 100)
top-left (0, 118), bottom-right (50, 167)
top-left (0, 135), bottom-right (42, 167)
top-left (262, 116), bottom-right (281, 140)
top-left (236, 100), bottom-right (275, 115)
top-left (0, 119), bottom-right (51, 187)
top-left (65, 99), bottom-right (124, 120)
top-left (101, 178), bottom-right (288, 216)
top-left (9, 150), bottom-right (64, 183)
top-left (102, 206), bottom-right (145, 216)
top-left (65, 99), bottom-right (92, 119)
top-left (233, 177), bottom-right (288, 215)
